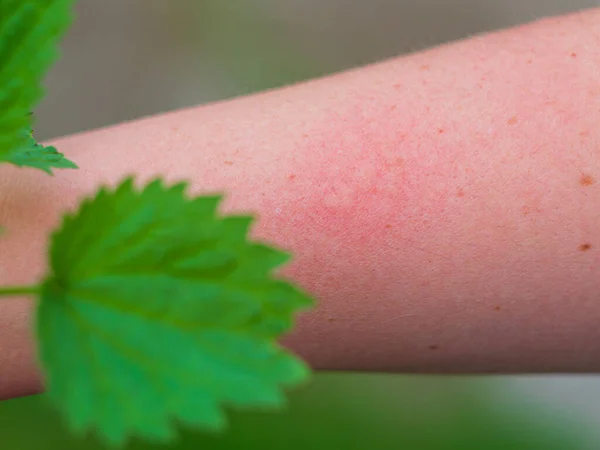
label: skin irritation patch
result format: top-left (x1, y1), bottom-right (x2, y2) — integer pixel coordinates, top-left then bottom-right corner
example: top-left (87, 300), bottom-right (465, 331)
top-left (290, 97), bottom-right (417, 248)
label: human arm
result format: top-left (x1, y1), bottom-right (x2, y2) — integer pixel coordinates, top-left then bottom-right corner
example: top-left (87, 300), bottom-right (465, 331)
top-left (2, 7), bottom-right (600, 401)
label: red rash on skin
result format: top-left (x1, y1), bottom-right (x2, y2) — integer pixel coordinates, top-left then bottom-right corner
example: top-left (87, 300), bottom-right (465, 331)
top-left (266, 115), bottom-right (414, 298)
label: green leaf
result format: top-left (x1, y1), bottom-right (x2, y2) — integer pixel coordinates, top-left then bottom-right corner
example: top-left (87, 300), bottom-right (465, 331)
top-left (36, 176), bottom-right (314, 447)
top-left (6, 126), bottom-right (78, 174)
top-left (0, 0), bottom-right (74, 160)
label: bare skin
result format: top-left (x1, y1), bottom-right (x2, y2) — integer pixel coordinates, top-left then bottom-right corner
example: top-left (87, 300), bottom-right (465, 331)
top-left (2, 7), bottom-right (600, 401)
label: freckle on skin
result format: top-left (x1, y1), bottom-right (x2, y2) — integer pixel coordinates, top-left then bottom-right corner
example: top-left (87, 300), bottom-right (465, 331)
top-left (507, 116), bottom-right (518, 125)
top-left (328, 318), bottom-right (335, 323)
top-left (385, 224), bottom-right (392, 229)
top-left (224, 160), bottom-right (233, 166)
top-left (494, 306), bottom-right (501, 311)
top-left (571, 52), bottom-right (577, 58)
top-left (579, 243), bottom-right (592, 251)
top-left (428, 345), bottom-right (439, 351)
top-left (580, 174), bottom-right (595, 186)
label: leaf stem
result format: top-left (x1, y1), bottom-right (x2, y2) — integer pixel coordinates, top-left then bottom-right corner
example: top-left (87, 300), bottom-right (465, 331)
top-left (0, 285), bottom-right (40, 298)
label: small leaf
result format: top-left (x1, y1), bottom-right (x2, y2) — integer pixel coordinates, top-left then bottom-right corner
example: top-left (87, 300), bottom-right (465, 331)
top-left (0, 0), bottom-right (74, 160)
top-left (6, 126), bottom-right (78, 174)
top-left (36, 176), bottom-right (314, 447)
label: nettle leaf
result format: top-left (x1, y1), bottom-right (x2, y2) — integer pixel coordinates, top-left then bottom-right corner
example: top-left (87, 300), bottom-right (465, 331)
top-left (6, 126), bottom-right (78, 174)
top-left (36, 176), bottom-right (314, 447)
top-left (0, 0), bottom-right (73, 160)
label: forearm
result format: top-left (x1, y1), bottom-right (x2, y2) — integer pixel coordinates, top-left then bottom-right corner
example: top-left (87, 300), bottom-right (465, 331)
top-left (2, 7), bottom-right (600, 400)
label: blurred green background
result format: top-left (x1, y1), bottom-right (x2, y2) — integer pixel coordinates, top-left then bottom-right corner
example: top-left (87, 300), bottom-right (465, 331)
top-left (3, 1), bottom-right (600, 448)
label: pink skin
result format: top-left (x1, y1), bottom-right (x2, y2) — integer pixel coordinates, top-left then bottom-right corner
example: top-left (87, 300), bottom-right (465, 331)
top-left (1, 7), bottom-right (600, 400)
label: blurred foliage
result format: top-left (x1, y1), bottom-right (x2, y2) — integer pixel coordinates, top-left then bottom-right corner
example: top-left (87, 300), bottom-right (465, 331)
top-left (0, 373), bottom-right (591, 449)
